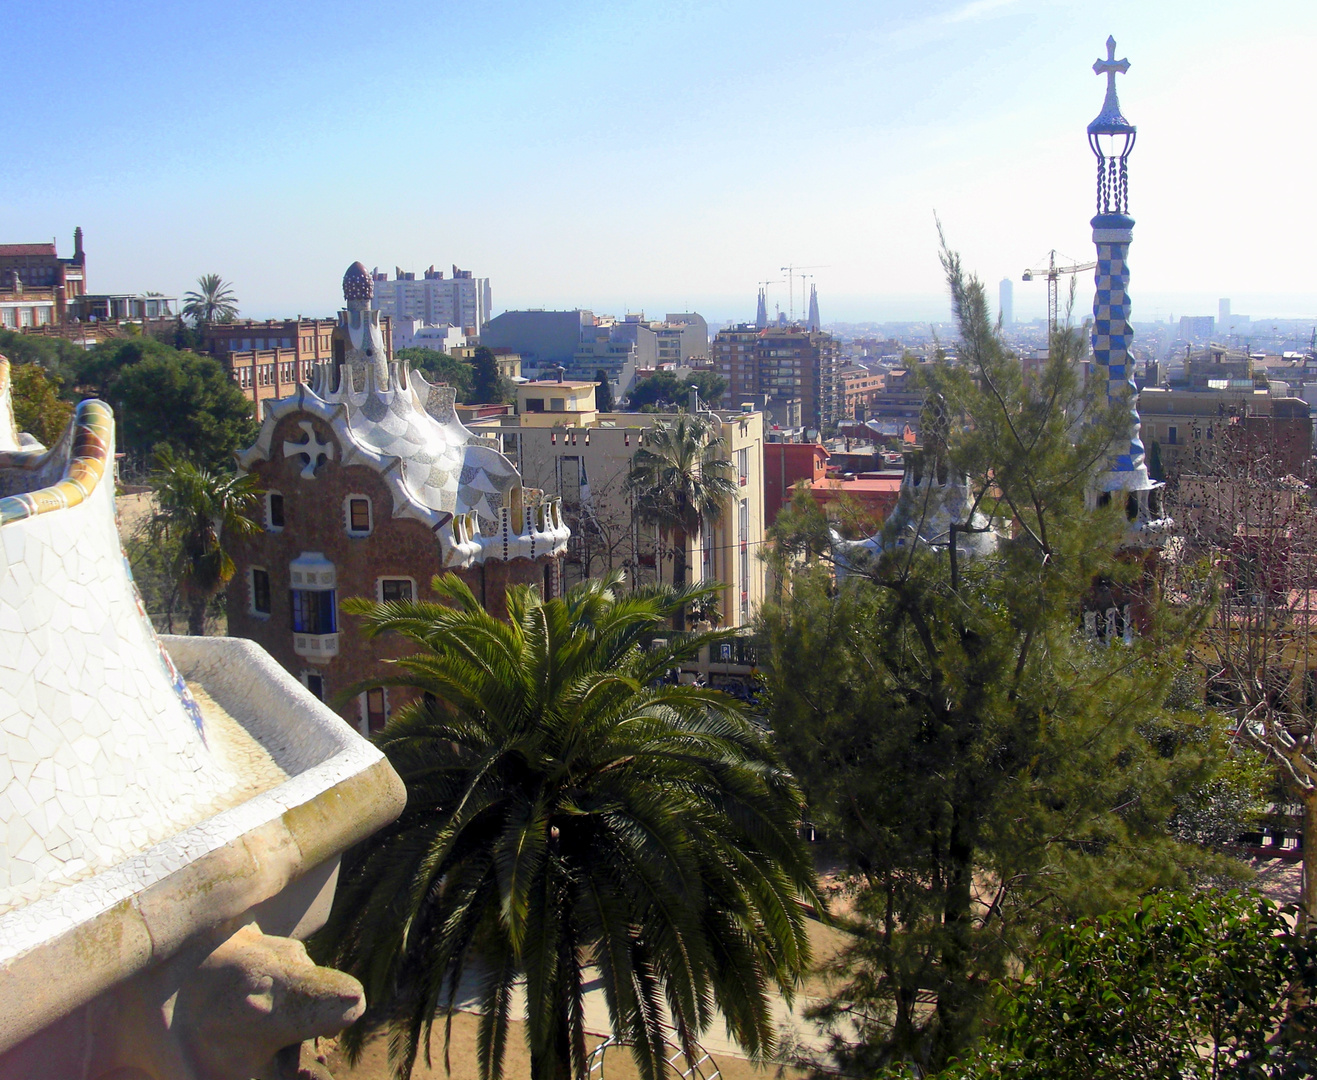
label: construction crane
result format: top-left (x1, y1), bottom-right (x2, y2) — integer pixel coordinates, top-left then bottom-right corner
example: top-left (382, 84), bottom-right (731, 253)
top-left (780, 264), bottom-right (830, 322)
top-left (1022, 250), bottom-right (1097, 348)
top-left (799, 274), bottom-right (815, 324)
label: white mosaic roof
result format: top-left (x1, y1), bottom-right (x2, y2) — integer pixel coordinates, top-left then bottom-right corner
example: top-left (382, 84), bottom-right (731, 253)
top-left (833, 451), bottom-right (997, 577)
top-left (237, 290), bottom-right (569, 566)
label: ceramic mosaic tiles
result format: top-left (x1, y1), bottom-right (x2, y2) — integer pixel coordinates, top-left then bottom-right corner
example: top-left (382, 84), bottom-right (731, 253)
top-left (0, 396), bottom-right (243, 915)
top-left (0, 399), bottom-right (115, 525)
top-left (237, 265), bottom-right (569, 567)
top-left (0, 354), bottom-right (408, 1061)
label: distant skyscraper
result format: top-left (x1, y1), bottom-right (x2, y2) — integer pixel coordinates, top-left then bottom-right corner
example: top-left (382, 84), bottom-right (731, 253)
top-left (998, 278), bottom-right (1014, 328)
top-left (806, 284), bottom-right (821, 332)
top-left (1219, 298), bottom-right (1230, 326)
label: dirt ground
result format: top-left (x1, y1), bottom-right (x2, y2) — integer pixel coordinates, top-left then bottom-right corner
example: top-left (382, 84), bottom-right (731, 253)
top-left (322, 1013), bottom-right (809, 1080)
top-left (800, 915), bottom-right (852, 999)
top-left (319, 856), bottom-right (1301, 1080)
top-left (323, 910), bottom-right (848, 1080)
top-left (115, 490), bottom-right (155, 537)
top-left (1248, 854), bottom-right (1302, 905)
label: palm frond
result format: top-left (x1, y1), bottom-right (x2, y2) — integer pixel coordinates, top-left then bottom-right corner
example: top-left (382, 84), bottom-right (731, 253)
top-left (312, 572), bottom-right (817, 1080)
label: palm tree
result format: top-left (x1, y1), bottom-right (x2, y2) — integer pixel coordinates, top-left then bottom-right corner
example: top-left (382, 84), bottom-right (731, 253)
top-left (182, 273), bottom-right (239, 328)
top-left (149, 450), bottom-right (262, 634)
top-left (314, 572), bottom-right (818, 1080)
top-left (626, 414), bottom-right (739, 629)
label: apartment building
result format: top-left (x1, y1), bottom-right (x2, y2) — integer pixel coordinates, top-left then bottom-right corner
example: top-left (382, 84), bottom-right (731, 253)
top-left (713, 324), bottom-right (840, 431)
top-left (208, 317), bottom-right (389, 413)
top-left (838, 363), bottom-right (884, 422)
top-left (371, 265), bottom-right (490, 335)
top-left (482, 310), bottom-right (709, 388)
top-left (472, 394), bottom-right (767, 628)
top-left (1138, 387), bottom-right (1312, 478)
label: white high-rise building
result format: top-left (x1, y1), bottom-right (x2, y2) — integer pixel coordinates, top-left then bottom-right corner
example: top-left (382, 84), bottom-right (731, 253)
top-left (370, 265), bottom-right (491, 335)
top-left (999, 277), bottom-right (1014, 328)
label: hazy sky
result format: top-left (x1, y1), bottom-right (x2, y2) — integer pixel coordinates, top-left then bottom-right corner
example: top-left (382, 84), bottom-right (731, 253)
top-left (5, 0), bottom-right (1314, 326)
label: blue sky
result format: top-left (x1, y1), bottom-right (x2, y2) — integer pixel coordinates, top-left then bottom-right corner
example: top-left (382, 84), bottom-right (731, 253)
top-left (4, 0), bottom-right (1314, 326)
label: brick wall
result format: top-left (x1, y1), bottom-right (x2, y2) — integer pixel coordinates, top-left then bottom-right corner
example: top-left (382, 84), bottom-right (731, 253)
top-left (227, 410), bottom-right (556, 731)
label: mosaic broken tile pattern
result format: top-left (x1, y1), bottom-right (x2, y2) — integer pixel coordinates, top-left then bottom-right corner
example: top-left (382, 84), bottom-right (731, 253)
top-left (0, 422), bottom-right (246, 917)
top-left (237, 334), bottom-right (569, 568)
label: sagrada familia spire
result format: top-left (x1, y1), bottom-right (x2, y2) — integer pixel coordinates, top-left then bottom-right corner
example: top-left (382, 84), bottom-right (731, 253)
top-left (806, 283), bottom-right (821, 332)
top-left (1085, 36), bottom-right (1170, 541)
top-left (755, 287), bottom-right (768, 330)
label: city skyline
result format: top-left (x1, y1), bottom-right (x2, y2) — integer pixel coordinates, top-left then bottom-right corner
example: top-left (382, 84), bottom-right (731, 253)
top-left (4, 0), bottom-right (1315, 325)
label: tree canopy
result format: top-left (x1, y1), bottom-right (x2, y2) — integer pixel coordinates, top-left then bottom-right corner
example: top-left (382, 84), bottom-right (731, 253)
top-left (761, 240), bottom-right (1232, 1071)
top-left (626, 414), bottom-right (738, 624)
top-left (396, 347), bottom-right (473, 400)
top-left (0, 329), bottom-right (85, 387)
top-left (470, 345), bottom-right (513, 404)
top-left (625, 371), bottom-right (727, 411)
top-left (148, 450), bottom-right (263, 634)
top-left (928, 890), bottom-right (1317, 1080)
top-left (182, 273), bottom-right (239, 327)
top-left (313, 573), bottom-right (817, 1080)
top-left (75, 338), bottom-right (257, 470)
top-left (594, 368), bottom-right (613, 413)
top-left (7, 361), bottom-right (73, 446)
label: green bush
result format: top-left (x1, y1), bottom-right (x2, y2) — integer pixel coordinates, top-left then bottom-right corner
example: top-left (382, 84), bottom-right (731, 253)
top-left (920, 890), bottom-right (1317, 1080)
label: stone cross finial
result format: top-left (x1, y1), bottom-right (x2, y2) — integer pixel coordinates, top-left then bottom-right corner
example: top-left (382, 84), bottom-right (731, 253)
top-left (1093, 35), bottom-right (1129, 93)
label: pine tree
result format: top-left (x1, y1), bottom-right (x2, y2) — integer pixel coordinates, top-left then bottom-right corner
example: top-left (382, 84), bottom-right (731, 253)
top-left (760, 240), bottom-right (1230, 1071)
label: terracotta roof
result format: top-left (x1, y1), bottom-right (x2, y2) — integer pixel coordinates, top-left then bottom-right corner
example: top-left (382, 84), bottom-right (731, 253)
top-left (0, 244), bottom-right (57, 257)
top-left (813, 477), bottom-right (902, 493)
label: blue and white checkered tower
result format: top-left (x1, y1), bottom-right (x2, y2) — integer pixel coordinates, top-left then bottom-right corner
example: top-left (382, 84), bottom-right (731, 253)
top-left (1086, 36), bottom-right (1169, 540)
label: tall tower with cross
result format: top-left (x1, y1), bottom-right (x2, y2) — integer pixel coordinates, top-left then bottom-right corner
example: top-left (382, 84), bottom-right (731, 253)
top-left (1086, 36), bottom-right (1168, 541)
